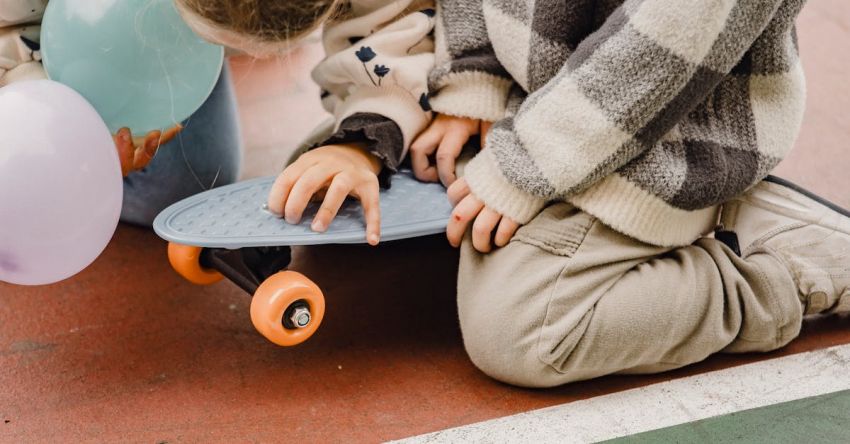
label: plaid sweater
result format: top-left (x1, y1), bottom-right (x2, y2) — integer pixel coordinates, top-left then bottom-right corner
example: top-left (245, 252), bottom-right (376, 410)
top-left (430, 0), bottom-right (807, 246)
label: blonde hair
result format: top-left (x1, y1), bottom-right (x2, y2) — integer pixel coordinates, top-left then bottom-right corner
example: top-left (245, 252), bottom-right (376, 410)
top-left (176, 0), bottom-right (346, 45)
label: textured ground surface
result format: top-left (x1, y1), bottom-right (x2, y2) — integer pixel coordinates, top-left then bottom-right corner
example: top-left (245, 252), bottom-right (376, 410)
top-left (1, 3), bottom-right (848, 442)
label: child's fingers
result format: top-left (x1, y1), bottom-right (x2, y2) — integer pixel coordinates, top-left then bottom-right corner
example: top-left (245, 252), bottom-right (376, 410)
top-left (447, 177), bottom-right (471, 207)
top-left (113, 128), bottom-right (135, 177)
top-left (471, 207), bottom-right (500, 253)
top-left (284, 165), bottom-right (334, 224)
top-left (160, 124), bottom-right (183, 145)
top-left (447, 195), bottom-right (484, 248)
top-left (436, 129), bottom-right (470, 187)
top-left (311, 175), bottom-right (353, 233)
top-left (268, 174), bottom-right (295, 216)
top-left (310, 189), bottom-right (328, 203)
top-left (144, 130), bottom-right (162, 150)
top-left (480, 121), bottom-right (493, 149)
top-left (410, 126), bottom-right (441, 182)
top-left (133, 130), bottom-right (162, 170)
top-left (132, 128), bottom-right (160, 152)
top-left (355, 179), bottom-right (381, 246)
top-left (494, 216), bottom-right (520, 248)
top-left (267, 160), bottom-right (312, 216)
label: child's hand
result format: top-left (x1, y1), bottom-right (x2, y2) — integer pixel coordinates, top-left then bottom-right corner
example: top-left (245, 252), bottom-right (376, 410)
top-left (446, 177), bottom-right (521, 253)
top-left (267, 144), bottom-right (383, 246)
top-left (480, 121), bottom-right (493, 146)
top-left (114, 125), bottom-right (182, 177)
top-left (411, 114), bottom-right (487, 187)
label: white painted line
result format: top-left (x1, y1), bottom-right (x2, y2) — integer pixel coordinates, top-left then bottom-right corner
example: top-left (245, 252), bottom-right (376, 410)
top-left (392, 343), bottom-right (850, 444)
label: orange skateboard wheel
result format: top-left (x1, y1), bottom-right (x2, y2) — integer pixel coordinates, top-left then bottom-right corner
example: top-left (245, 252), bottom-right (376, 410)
top-left (250, 271), bottom-right (325, 346)
top-left (167, 243), bottom-right (223, 285)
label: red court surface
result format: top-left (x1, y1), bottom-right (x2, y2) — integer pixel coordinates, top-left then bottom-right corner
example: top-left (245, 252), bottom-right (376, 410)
top-left (2, 2), bottom-right (849, 442)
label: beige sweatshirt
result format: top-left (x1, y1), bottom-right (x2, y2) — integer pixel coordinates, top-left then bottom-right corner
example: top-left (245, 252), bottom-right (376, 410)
top-left (0, 0), bottom-right (47, 86)
top-left (313, 0), bottom-right (436, 166)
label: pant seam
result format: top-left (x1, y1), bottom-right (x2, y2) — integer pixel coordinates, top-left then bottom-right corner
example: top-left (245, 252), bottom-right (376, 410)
top-left (746, 249), bottom-right (798, 347)
top-left (534, 218), bottom-right (598, 375)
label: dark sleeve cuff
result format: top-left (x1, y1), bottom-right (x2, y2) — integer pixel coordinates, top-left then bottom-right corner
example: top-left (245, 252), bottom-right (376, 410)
top-left (313, 113), bottom-right (404, 188)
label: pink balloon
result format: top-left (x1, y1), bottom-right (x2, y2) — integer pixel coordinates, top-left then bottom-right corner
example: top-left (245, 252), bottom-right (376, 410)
top-left (0, 80), bottom-right (122, 286)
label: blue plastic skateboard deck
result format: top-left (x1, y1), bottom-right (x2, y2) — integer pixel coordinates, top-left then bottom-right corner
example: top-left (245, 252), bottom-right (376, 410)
top-left (153, 169), bottom-right (453, 248)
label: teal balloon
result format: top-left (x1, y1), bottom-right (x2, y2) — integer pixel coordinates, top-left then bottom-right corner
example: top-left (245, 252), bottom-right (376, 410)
top-left (41, 0), bottom-right (224, 134)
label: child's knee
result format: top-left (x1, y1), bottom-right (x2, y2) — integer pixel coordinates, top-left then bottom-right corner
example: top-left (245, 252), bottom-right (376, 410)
top-left (459, 302), bottom-right (625, 387)
top-left (455, 204), bottom-right (602, 387)
top-left (457, 269), bottom-right (582, 388)
top-left (458, 305), bottom-right (561, 388)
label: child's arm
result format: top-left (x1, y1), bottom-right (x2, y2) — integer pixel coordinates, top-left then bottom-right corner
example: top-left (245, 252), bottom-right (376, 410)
top-left (268, 1), bottom-right (437, 244)
top-left (311, 1), bottom-right (437, 176)
top-left (452, 0), bottom-right (796, 233)
top-left (427, 0), bottom-right (514, 123)
top-left (409, 0), bottom-right (515, 187)
top-left (412, 0), bottom-right (521, 251)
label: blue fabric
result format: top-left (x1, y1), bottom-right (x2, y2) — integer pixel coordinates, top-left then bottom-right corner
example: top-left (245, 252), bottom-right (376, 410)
top-left (121, 66), bottom-right (243, 226)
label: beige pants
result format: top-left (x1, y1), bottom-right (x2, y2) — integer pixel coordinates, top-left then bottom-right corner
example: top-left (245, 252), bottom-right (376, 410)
top-left (457, 203), bottom-right (804, 388)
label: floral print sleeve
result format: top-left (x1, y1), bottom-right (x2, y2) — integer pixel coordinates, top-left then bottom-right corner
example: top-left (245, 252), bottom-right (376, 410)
top-left (311, 0), bottom-right (436, 172)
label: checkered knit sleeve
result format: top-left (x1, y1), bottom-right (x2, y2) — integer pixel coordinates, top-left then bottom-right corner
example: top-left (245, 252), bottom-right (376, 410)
top-left (464, 0), bottom-right (794, 225)
top-left (427, 0), bottom-right (514, 122)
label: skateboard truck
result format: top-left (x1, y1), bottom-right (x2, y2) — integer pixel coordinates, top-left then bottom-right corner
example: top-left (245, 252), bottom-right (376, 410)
top-left (200, 248), bottom-right (314, 329)
top-left (198, 246), bottom-right (292, 294)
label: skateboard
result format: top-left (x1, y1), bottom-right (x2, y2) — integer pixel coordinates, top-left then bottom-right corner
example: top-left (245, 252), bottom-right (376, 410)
top-left (153, 169), bottom-right (453, 346)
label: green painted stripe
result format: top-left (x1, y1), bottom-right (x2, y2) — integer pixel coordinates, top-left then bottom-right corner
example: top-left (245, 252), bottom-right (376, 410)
top-left (399, 345), bottom-right (850, 443)
top-left (606, 390), bottom-right (850, 444)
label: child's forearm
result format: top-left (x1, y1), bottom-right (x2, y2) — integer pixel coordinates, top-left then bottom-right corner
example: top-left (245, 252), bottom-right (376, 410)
top-left (312, 113), bottom-right (403, 188)
top-left (311, 0), bottom-right (437, 176)
top-left (428, 0), bottom-right (514, 122)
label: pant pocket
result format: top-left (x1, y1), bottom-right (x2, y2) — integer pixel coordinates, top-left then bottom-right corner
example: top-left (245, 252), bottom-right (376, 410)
top-left (513, 203), bottom-right (596, 258)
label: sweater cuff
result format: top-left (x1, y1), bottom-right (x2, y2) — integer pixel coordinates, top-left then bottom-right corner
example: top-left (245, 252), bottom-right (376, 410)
top-left (334, 85), bottom-right (431, 155)
top-left (430, 71), bottom-right (513, 122)
top-left (463, 150), bottom-right (546, 224)
top-left (314, 113), bottom-right (403, 188)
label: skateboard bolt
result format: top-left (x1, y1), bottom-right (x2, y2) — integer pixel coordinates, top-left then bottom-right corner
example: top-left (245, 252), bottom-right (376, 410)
top-left (289, 306), bottom-right (311, 328)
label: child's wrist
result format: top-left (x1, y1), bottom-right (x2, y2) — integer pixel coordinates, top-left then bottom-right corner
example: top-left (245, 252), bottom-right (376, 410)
top-left (336, 143), bottom-right (383, 175)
